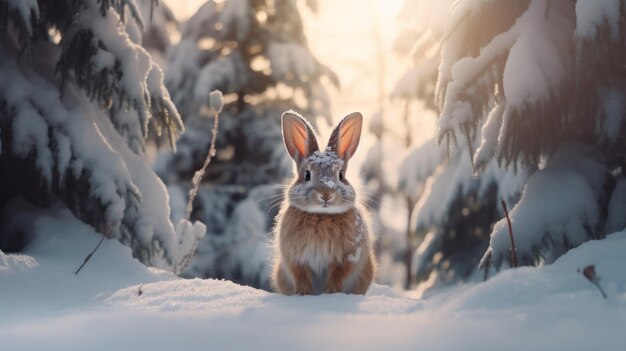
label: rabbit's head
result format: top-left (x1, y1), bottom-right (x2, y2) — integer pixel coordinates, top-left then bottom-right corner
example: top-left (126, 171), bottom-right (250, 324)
top-left (281, 111), bottom-right (363, 214)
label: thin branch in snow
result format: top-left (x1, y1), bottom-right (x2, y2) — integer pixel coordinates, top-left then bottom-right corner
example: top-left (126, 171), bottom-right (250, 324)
top-left (75, 221), bottom-right (117, 275)
top-left (501, 199), bottom-right (518, 268)
top-left (185, 91), bottom-right (222, 220)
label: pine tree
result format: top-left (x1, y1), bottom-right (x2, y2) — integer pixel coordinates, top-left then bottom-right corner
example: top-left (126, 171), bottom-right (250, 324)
top-left (432, 0), bottom-right (626, 273)
top-left (391, 0), bottom-right (528, 290)
top-left (156, 0), bottom-right (337, 288)
top-left (0, 0), bottom-right (200, 269)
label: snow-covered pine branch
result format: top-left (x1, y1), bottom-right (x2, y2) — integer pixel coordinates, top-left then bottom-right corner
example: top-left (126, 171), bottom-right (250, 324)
top-left (0, 0), bottom-right (197, 271)
top-left (480, 145), bottom-right (608, 271)
top-left (56, 1), bottom-right (182, 154)
top-left (434, 0), bottom-right (625, 273)
top-left (386, 0), bottom-right (530, 291)
top-left (437, 0), bottom-right (575, 166)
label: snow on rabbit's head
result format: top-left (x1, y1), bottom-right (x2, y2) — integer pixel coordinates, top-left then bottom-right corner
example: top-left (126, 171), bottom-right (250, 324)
top-left (281, 110), bottom-right (363, 214)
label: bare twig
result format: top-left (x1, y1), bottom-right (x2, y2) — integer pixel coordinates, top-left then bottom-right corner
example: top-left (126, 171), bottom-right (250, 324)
top-left (185, 107), bottom-right (220, 220)
top-left (75, 221), bottom-right (117, 275)
top-left (176, 92), bottom-right (222, 275)
top-left (501, 199), bottom-right (518, 268)
top-left (579, 265), bottom-right (607, 299)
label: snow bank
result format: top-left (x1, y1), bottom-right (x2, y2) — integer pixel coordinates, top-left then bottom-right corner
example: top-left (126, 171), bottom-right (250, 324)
top-left (2, 203), bottom-right (626, 350)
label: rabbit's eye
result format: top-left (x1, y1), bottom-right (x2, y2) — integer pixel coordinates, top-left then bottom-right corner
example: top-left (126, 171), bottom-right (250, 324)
top-left (339, 171), bottom-right (344, 181)
top-left (304, 170), bottom-right (311, 181)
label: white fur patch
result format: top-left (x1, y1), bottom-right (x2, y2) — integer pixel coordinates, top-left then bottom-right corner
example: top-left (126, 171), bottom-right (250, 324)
top-left (294, 203), bottom-right (352, 214)
top-left (297, 243), bottom-right (334, 273)
top-left (347, 246), bottom-right (361, 263)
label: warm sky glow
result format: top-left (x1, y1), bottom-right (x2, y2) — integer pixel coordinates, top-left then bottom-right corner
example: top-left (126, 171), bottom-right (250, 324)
top-left (162, 0), bottom-right (411, 126)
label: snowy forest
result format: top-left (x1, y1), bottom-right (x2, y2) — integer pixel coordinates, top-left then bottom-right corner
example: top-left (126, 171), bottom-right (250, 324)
top-left (1, 0), bottom-right (625, 349)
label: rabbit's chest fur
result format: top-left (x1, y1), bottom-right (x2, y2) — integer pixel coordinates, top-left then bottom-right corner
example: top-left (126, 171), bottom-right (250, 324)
top-left (278, 206), bottom-right (365, 272)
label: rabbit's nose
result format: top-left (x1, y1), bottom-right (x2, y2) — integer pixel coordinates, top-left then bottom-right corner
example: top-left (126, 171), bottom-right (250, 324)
top-left (318, 193), bottom-right (333, 203)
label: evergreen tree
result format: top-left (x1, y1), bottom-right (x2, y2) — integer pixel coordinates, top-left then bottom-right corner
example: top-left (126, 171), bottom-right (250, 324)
top-left (392, 0), bottom-right (528, 290)
top-left (432, 0), bottom-right (625, 273)
top-left (0, 0), bottom-right (200, 270)
top-left (156, 0), bottom-right (337, 288)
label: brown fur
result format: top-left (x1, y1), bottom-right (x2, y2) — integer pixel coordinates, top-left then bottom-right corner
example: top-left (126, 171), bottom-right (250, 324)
top-left (272, 206), bottom-right (375, 295)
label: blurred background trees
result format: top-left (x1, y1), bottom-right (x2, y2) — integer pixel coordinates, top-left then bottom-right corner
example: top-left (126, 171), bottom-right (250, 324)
top-left (155, 0), bottom-right (338, 288)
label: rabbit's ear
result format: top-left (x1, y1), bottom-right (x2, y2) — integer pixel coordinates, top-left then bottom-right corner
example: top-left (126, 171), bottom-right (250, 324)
top-left (328, 112), bottom-right (363, 162)
top-left (282, 111), bottom-right (319, 162)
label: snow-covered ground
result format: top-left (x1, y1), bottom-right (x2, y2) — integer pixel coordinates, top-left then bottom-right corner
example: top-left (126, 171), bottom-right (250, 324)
top-left (1, 205), bottom-right (625, 350)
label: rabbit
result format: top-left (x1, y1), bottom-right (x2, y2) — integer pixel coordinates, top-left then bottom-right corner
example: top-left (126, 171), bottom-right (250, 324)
top-left (271, 110), bottom-right (375, 295)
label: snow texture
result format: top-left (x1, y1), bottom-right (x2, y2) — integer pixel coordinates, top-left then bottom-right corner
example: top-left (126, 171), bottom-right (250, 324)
top-left (576, 0), bottom-right (622, 39)
top-left (597, 87), bottom-right (625, 143)
top-left (209, 90), bottom-right (224, 113)
top-left (398, 138), bottom-right (445, 204)
top-left (307, 151), bottom-right (344, 171)
top-left (2, 202), bottom-right (626, 350)
top-left (502, 0), bottom-right (574, 109)
top-left (347, 214), bottom-right (365, 263)
top-left (606, 176), bottom-right (626, 233)
top-left (399, 137), bottom-right (527, 232)
top-left (482, 145), bottom-right (607, 270)
top-left (1, 0), bottom-right (39, 42)
top-left (473, 102), bottom-right (505, 169)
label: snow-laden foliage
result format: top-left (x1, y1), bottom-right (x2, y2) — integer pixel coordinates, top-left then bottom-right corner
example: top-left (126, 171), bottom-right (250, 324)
top-left (481, 145), bottom-right (608, 272)
top-left (436, 0), bottom-right (626, 169)
top-left (433, 0), bottom-right (625, 274)
top-left (54, 0), bottom-right (183, 153)
top-left (0, 0), bottom-right (197, 270)
top-left (388, 0), bottom-right (529, 290)
top-left (135, 0), bottom-right (177, 59)
top-left (437, 0), bottom-right (574, 167)
top-left (398, 134), bottom-right (527, 288)
top-left (606, 177), bottom-right (626, 234)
